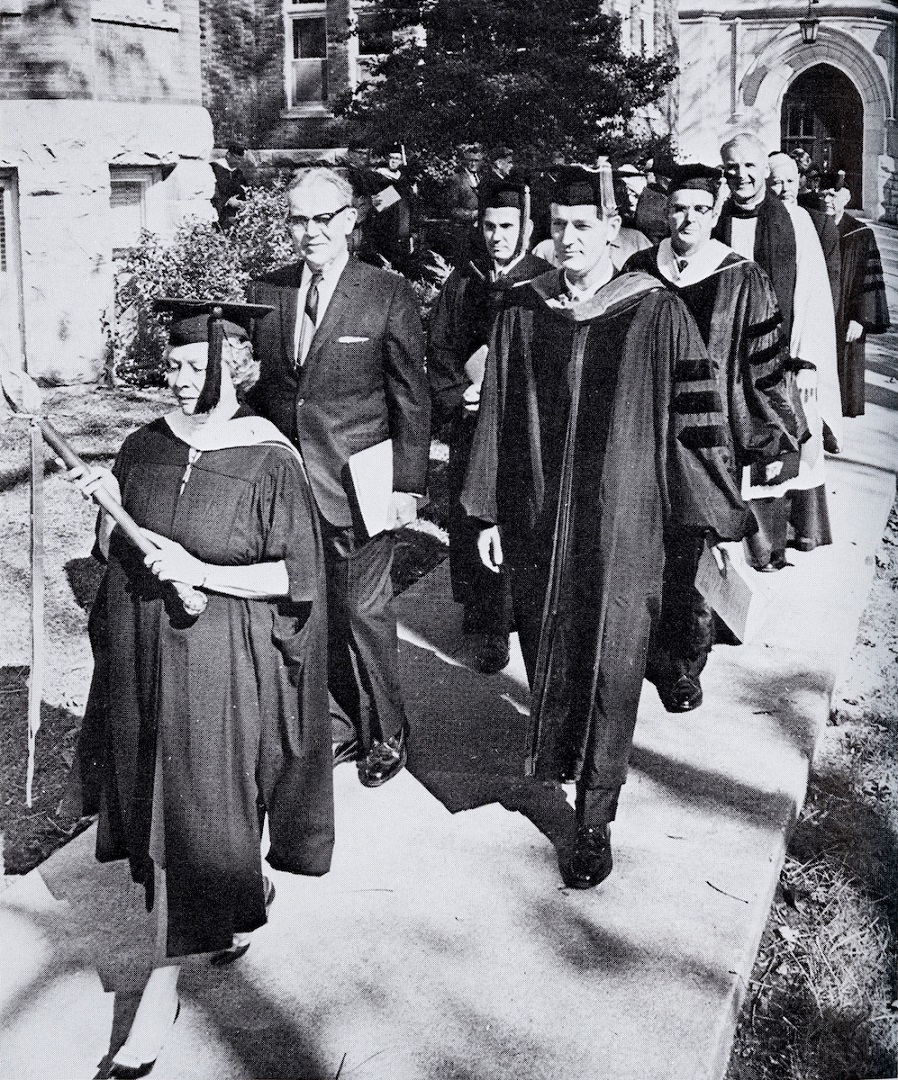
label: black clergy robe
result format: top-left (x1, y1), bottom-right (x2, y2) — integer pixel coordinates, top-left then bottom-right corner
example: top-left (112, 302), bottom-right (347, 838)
top-left (428, 251), bottom-right (550, 630)
top-left (714, 193), bottom-right (797, 344)
top-left (625, 244), bottom-right (804, 687)
top-left (461, 268), bottom-right (751, 789)
top-left (835, 213), bottom-right (891, 416)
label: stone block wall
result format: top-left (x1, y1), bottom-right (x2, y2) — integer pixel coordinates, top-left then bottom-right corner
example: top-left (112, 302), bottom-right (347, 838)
top-left (0, 0), bottom-right (200, 104)
top-left (0, 0), bottom-right (214, 384)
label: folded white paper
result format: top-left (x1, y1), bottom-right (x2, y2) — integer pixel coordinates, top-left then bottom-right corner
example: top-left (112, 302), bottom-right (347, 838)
top-left (371, 185), bottom-right (401, 212)
top-left (694, 540), bottom-right (770, 644)
top-left (348, 439), bottom-right (394, 537)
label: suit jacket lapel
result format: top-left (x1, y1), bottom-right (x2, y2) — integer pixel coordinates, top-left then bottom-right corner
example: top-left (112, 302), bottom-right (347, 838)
top-left (278, 264), bottom-right (303, 373)
top-left (303, 260), bottom-right (361, 371)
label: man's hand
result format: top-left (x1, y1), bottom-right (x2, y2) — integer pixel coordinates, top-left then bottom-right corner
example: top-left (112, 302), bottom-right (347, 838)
top-left (462, 382), bottom-right (482, 414)
top-left (462, 344), bottom-right (489, 414)
top-left (477, 526), bottom-right (503, 573)
top-left (763, 460), bottom-right (784, 484)
top-left (385, 491), bottom-right (419, 531)
top-left (709, 543), bottom-right (726, 573)
top-left (845, 320), bottom-right (864, 343)
top-left (141, 530), bottom-right (207, 587)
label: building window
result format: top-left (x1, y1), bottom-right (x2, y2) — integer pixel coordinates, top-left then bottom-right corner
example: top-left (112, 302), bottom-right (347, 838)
top-left (355, 3), bottom-right (393, 81)
top-left (285, 0), bottom-right (328, 109)
top-left (109, 167), bottom-right (159, 257)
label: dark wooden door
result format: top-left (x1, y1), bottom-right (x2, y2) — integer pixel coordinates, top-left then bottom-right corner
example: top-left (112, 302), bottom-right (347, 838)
top-left (781, 64), bottom-right (863, 207)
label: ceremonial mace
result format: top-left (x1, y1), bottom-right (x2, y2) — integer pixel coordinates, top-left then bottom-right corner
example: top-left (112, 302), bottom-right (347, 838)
top-left (1, 369), bottom-right (208, 803)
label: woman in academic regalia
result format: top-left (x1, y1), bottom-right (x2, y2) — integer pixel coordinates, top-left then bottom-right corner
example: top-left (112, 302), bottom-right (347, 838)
top-left (72, 300), bottom-right (333, 1078)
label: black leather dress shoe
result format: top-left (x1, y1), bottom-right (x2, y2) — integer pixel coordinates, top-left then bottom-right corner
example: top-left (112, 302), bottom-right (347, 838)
top-left (471, 633), bottom-right (510, 675)
top-left (209, 878), bottom-right (275, 966)
top-left (560, 825), bottom-right (613, 889)
top-left (332, 738), bottom-right (360, 767)
top-left (358, 721), bottom-right (409, 788)
top-left (657, 674), bottom-right (703, 713)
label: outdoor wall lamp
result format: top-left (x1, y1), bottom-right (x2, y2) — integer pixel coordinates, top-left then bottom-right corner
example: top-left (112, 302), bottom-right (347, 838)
top-left (798, 0), bottom-right (821, 45)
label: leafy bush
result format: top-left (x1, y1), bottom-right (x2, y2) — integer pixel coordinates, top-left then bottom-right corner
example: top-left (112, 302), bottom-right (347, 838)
top-left (109, 183), bottom-right (292, 386)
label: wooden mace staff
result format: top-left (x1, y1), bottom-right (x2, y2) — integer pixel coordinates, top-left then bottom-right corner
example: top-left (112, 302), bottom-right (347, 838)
top-left (1, 369), bottom-right (207, 806)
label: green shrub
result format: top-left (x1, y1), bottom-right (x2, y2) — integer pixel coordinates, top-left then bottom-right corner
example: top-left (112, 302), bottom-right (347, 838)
top-left (109, 184), bottom-right (292, 386)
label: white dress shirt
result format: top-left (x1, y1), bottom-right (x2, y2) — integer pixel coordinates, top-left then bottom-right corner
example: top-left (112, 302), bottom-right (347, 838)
top-left (293, 249), bottom-right (350, 365)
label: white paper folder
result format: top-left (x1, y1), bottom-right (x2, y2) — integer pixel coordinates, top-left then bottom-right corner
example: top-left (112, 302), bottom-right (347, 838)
top-left (694, 540), bottom-right (770, 644)
top-left (348, 439), bottom-right (394, 537)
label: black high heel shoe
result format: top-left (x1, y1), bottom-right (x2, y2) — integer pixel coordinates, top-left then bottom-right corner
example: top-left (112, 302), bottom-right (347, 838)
top-left (105, 1000), bottom-right (180, 1079)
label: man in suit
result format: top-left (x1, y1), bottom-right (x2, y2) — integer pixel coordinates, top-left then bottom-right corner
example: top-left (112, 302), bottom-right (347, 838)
top-left (248, 167), bottom-right (431, 788)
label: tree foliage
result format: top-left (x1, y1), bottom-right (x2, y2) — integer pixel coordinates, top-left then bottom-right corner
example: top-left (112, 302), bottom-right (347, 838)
top-left (108, 185), bottom-right (292, 385)
top-left (336, 0), bottom-right (677, 170)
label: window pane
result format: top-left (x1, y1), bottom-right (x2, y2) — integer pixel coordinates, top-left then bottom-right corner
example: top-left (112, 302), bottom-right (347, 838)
top-left (358, 11), bottom-right (392, 56)
top-left (293, 17), bottom-right (326, 59)
top-left (110, 181), bottom-right (145, 249)
top-left (292, 59), bottom-right (327, 101)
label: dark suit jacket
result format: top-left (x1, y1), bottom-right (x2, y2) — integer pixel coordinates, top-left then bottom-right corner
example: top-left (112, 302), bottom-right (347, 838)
top-left (248, 258), bottom-right (430, 528)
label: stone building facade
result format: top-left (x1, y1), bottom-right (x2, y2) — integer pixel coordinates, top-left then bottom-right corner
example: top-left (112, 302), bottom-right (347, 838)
top-left (0, 0), bottom-right (214, 383)
top-left (678, 1), bottom-right (898, 222)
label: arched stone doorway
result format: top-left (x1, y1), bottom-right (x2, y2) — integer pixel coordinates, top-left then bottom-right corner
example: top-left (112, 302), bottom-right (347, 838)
top-left (781, 64), bottom-right (864, 207)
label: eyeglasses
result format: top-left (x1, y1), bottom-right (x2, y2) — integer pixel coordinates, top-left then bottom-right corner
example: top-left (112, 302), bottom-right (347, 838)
top-left (670, 204), bottom-right (714, 216)
top-left (288, 205), bottom-right (353, 231)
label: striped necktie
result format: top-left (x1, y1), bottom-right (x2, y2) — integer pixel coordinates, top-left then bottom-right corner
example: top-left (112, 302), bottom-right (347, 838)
top-left (295, 270), bottom-right (322, 367)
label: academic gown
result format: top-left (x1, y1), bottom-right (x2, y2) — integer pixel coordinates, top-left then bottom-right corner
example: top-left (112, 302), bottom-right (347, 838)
top-left (835, 213), bottom-right (890, 417)
top-left (428, 251), bottom-right (550, 629)
top-left (462, 269), bottom-right (750, 788)
top-left (75, 411), bottom-right (333, 958)
top-left (625, 241), bottom-right (803, 681)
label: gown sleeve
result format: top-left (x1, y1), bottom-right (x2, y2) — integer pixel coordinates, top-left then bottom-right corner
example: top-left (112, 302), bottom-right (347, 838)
top-left (258, 449), bottom-right (322, 605)
top-left (654, 292), bottom-right (753, 542)
top-left (730, 264), bottom-right (804, 466)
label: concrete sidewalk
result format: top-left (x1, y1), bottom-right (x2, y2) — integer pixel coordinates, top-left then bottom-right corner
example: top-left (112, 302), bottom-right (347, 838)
top-left (2, 244), bottom-right (896, 1080)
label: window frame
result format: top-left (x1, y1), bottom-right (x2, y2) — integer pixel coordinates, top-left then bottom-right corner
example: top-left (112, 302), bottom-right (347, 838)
top-left (283, 0), bottom-right (330, 115)
top-left (108, 166), bottom-right (162, 260)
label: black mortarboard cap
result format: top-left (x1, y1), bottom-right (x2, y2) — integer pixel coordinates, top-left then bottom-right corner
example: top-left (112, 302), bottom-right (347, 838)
top-left (818, 171), bottom-right (839, 191)
top-left (479, 179), bottom-right (530, 214)
top-left (550, 164), bottom-right (617, 215)
top-left (153, 298), bottom-right (274, 346)
top-left (667, 164), bottom-right (722, 196)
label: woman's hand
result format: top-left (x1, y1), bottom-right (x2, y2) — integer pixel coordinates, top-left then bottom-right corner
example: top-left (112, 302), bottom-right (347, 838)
top-left (66, 465), bottom-right (121, 505)
top-left (141, 529), bottom-right (208, 587)
top-left (477, 526), bottom-right (503, 573)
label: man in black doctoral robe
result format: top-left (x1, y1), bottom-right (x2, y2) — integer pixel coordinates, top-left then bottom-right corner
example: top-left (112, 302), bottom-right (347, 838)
top-left (814, 173), bottom-right (891, 417)
top-left (714, 133), bottom-right (837, 569)
top-left (428, 179), bottom-right (550, 673)
top-left (462, 166), bottom-right (751, 890)
top-left (626, 164), bottom-right (803, 712)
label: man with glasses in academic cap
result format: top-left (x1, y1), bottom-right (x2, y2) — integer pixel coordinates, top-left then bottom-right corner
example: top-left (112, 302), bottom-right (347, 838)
top-left (462, 164), bottom-right (751, 890)
top-left (248, 167), bottom-right (430, 791)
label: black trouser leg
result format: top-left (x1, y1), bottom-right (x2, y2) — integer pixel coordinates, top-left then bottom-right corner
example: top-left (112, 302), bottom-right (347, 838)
top-left (322, 523), bottom-right (406, 749)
